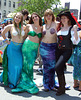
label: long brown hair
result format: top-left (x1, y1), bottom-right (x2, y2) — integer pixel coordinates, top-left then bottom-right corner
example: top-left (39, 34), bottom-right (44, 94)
top-left (29, 12), bottom-right (42, 26)
top-left (44, 9), bottom-right (55, 24)
top-left (57, 16), bottom-right (71, 31)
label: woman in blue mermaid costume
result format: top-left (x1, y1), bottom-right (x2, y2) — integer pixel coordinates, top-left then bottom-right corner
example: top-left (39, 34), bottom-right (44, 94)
top-left (72, 31), bottom-right (81, 91)
top-left (39, 9), bottom-right (58, 92)
top-left (12, 12), bottom-right (42, 94)
top-left (0, 12), bottom-right (25, 88)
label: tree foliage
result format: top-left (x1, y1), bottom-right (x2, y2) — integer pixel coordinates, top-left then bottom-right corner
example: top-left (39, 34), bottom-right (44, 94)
top-left (16, 0), bottom-right (61, 17)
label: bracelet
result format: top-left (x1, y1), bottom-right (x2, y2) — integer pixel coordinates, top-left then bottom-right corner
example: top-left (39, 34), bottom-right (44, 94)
top-left (3, 39), bottom-right (7, 42)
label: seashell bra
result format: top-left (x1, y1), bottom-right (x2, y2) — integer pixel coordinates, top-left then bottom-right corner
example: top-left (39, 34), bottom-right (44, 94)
top-left (42, 28), bottom-right (56, 35)
top-left (12, 27), bottom-right (25, 36)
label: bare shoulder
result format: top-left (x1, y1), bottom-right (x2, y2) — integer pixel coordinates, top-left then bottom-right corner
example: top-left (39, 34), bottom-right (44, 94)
top-left (26, 24), bottom-right (31, 28)
top-left (26, 24), bottom-right (30, 30)
top-left (4, 24), bottom-right (13, 31)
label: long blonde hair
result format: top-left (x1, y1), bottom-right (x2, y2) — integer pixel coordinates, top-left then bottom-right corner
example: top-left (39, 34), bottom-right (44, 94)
top-left (13, 12), bottom-right (23, 37)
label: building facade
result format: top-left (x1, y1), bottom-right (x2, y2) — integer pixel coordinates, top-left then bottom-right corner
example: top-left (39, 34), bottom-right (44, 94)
top-left (70, 9), bottom-right (78, 19)
top-left (0, 0), bottom-right (18, 19)
top-left (65, 2), bottom-right (78, 19)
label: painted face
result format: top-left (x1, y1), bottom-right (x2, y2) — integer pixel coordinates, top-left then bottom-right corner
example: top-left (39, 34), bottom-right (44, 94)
top-left (14, 13), bottom-right (22, 24)
top-left (32, 14), bottom-right (39, 22)
top-left (61, 15), bottom-right (69, 24)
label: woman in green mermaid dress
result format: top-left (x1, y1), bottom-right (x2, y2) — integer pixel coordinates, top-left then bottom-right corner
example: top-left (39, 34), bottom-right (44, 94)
top-left (12, 12), bottom-right (42, 94)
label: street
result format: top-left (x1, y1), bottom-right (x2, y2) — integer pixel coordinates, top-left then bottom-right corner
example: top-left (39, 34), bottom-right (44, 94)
top-left (0, 63), bottom-right (81, 100)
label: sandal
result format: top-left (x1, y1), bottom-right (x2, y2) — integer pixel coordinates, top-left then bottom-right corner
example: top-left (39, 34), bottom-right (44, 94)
top-left (78, 89), bottom-right (81, 91)
top-left (43, 88), bottom-right (49, 92)
top-left (73, 85), bottom-right (79, 88)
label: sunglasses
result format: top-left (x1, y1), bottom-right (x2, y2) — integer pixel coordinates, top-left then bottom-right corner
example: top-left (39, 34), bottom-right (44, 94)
top-left (32, 15), bottom-right (38, 19)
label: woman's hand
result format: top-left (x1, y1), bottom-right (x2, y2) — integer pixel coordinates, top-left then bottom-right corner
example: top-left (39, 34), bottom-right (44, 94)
top-left (73, 25), bottom-right (78, 41)
top-left (73, 25), bottom-right (77, 32)
top-left (1, 24), bottom-right (11, 44)
top-left (6, 39), bottom-right (10, 44)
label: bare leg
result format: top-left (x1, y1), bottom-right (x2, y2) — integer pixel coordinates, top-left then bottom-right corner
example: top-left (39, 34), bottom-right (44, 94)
top-left (73, 80), bottom-right (79, 88)
top-left (79, 81), bottom-right (81, 91)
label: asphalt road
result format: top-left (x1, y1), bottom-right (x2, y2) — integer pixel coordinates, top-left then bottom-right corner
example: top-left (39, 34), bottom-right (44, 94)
top-left (0, 63), bottom-right (81, 100)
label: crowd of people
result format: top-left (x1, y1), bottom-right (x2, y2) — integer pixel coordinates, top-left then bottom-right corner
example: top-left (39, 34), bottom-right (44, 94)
top-left (0, 8), bottom-right (81, 96)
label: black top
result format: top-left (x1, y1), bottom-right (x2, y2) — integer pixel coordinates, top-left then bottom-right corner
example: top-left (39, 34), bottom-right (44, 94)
top-left (58, 27), bottom-right (73, 49)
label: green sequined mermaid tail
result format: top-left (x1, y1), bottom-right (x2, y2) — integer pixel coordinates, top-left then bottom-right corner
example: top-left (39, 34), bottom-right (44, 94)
top-left (12, 39), bottom-right (39, 94)
top-left (11, 71), bottom-right (39, 94)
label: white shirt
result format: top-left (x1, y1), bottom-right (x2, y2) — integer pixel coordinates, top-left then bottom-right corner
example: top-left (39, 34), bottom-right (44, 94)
top-left (57, 30), bottom-right (80, 45)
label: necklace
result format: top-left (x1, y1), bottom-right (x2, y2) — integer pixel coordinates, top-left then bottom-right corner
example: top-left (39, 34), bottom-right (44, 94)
top-left (46, 22), bottom-right (52, 30)
top-left (34, 26), bottom-right (38, 30)
top-left (34, 24), bottom-right (39, 30)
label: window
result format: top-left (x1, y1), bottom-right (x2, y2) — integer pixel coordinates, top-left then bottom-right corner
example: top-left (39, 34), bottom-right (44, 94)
top-left (13, 2), bottom-right (15, 8)
top-left (8, 11), bottom-right (11, 13)
top-left (4, 0), bottom-right (6, 6)
top-left (3, 10), bottom-right (6, 17)
top-left (0, 0), bottom-right (1, 6)
top-left (9, 1), bottom-right (11, 7)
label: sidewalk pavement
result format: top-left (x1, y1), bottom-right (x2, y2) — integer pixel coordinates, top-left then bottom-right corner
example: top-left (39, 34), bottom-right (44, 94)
top-left (0, 64), bottom-right (81, 100)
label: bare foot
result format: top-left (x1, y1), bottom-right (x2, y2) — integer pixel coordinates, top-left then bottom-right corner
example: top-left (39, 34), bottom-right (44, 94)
top-left (73, 85), bottom-right (79, 88)
top-left (78, 81), bottom-right (81, 91)
top-left (73, 80), bottom-right (79, 88)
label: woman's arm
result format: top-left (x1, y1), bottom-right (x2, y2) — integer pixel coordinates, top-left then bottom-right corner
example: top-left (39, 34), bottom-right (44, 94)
top-left (79, 30), bottom-right (81, 39)
top-left (23, 24), bottom-right (29, 41)
top-left (1, 24), bottom-right (12, 44)
top-left (71, 25), bottom-right (80, 45)
top-left (73, 25), bottom-right (78, 40)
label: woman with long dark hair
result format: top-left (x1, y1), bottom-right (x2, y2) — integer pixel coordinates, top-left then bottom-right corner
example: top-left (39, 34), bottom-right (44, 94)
top-left (55, 10), bottom-right (80, 96)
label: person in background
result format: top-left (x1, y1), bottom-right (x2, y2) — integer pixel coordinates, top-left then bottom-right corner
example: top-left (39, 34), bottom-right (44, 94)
top-left (6, 20), bottom-right (12, 25)
top-left (0, 24), bottom-right (2, 36)
top-left (36, 17), bottom-right (45, 73)
top-left (39, 9), bottom-right (58, 92)
top-left (6, 20), bottom-right (12, 39)
top-left (36, 54), bottom-right (43, 73)
top-left (21, 9), bottom-right (29, 25)
top-left (66, 13), bottom-right (81, 66)
top-left (1, 22), bottom-right (6, 32)
top-left (55, 10), bottom-right (80, 96)
top-left (0, 20), bottom-right (12, 39)
top-left (11, 12), bottom-right (42, 94)
top-left (72, 30), bottom-right (81, 91)
top-left (0, 12), bottom-right (25, 88)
